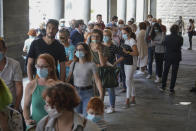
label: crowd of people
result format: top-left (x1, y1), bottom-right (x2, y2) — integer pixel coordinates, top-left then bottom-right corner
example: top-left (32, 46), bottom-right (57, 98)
top-left (0, 13), bottom-right (195, 131)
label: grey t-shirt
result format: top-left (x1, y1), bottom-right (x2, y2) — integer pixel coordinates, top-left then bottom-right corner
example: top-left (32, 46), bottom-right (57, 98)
top-left (69, 62), bottom-right (97, 87)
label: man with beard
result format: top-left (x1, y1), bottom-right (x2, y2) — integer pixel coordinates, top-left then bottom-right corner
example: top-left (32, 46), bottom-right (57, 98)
top-left (27, 19), bottom-right (66, 81)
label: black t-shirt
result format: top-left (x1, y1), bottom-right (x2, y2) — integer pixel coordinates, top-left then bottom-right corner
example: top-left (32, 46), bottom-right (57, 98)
top-left (121, 44), bottom-right (133, 65)
top-left (28, 38), bottom-right (66, 65)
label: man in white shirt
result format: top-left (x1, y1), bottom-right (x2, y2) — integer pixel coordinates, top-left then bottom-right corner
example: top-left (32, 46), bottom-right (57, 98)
top-left (0, 37), bottom-right (23, 111)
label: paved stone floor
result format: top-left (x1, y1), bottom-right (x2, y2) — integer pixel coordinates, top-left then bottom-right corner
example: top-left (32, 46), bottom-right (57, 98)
top-left (22, 36), bottom-right (196, 131)
top-left (104, 36), bottom-right (196, 131)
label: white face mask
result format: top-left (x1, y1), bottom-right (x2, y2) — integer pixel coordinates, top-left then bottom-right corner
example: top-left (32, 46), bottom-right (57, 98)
top-left (44, 104), bottom-right (61, 118)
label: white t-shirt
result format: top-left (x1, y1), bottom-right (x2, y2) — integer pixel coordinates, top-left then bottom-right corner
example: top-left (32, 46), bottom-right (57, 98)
top-left (0, 57), bottom-right (23, 104)
top-left (24, 37), bottom-right (36, 53)
top-left (124, 38), bottom-right (138, 66)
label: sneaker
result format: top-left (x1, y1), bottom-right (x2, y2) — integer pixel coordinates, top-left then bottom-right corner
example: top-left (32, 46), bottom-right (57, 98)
top-left (190, 87), bottom-right (196, 92)
top-left (122, 104), bottom-right (130, 109)
top-left (120, 88), bottom-right (126, 93)
top-left (154, 76), bottom-right (161, 83)
top-left (105, 107), bottom-right (115, 114)
top-left (130, 100), bottom-right (136, 105)
top-left (119, 82), bottom-right (123, 88)
top-left (188, 47), bottom-right (192, 50)
top-left (136, 70), bottom-right (145, 75)
top-left (146, 74), bottom-right (152, 79)
top-left (159, 86), bottom-right (165, 92)
top-left (169, 90), bottom-right (175, 95)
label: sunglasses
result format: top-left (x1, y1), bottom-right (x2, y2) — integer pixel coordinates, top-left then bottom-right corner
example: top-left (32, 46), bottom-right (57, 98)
top-left (76, 49), bottom-right (85, 51)
top-left (59, 37), bottom-right (66, 40)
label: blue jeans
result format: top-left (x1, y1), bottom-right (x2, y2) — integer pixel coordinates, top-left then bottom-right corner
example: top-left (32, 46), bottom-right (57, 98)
top-left (103, 88), bottom-right (115, 108)
top-left (148, 47), bottom-right (155, 75)
top-left (75, 88), bottom-right (93, 117)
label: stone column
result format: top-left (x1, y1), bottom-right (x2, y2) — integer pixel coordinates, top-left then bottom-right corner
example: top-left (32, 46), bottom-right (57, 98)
top-left (136, 0), bottom-right (144, 22)
top-left (129, 0), bottom-right (136, 19)
top-left (0, 0), bottom-right (3, 37)
top-left (121, 0), bottom-right (127, 22)
top-left (150, 0), bottom-right (156, 18)
top-left (50, 0), bottom-right (64, 20)
top-left (3, 0), bottom-right (29, 68)
top-left (83, 0), bottom-right (91, 25)
top-left (107, 0), bottom-right (117, 23)
top-left (143, 0), bottom-right (148, 20)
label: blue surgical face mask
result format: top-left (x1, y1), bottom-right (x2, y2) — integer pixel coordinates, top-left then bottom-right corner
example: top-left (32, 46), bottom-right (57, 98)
top-left (87, 114), bottom-right (102, 123)
top-left (91, 39), bottom-right (99, 43)
top-left (75, 51), bottom-right (85, 58)
top-left (0, 52), bottom-right (4, 61)
top-left (103, 36), bottom-right (110, 43)
top-left (154, 29), bottom-right (159, 33)
top-left (122, 34), bottom-right (128, 40)
top-left (37, 68), bottom-right (48, 78)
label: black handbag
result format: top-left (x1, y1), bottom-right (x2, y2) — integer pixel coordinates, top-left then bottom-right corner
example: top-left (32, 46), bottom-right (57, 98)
top-left (98, 66), bottom-right (120, 88)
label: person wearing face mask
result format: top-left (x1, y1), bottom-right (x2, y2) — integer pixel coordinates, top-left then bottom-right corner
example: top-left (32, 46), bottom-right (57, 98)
top-left (102, 29), bottom-right (125, 113)
top-left (68, 19), bottom-right (76, 33)
top-left (23, 29), bottom-right (37, 54)
top-left (23, 53), bottom-right (58, 130)
top-left (112, 24), bottom-right (121, 46)
top-left (89, 29), bottom-right (110, 67)
top-left (70, 20), bottom-right (85, 46)
top-left (84, 22), bottom-right (94, 44)
top-left (146, 19), bottom-right (158, 79)
top-left (0, 38), bottom-right (23, 112)
top-left (86, 97), bottom-right (108, 131)
top-left (147, 14), bottom-right (153, 25)
top-left (118, 19), bottom-right (125, 30)
top-left (151, 23), bottom-right (165, 83)
top-left (36, 82), bottom-right (100, 131)
top-left (67, 43), bottom-right (103, 116)
top-left (121, 26), bottom-right (139, 108)
top-left (187, 19), bottom-right (195, 50)
top-left (58, 28), bottom-right (75, 78)
top-left (106, 16), bottom-right (118, 27)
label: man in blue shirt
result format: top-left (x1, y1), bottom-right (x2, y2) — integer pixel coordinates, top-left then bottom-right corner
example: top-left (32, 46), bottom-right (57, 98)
top-left (70, 20), bottom-right (85, 46)
top-left (106, 16), bottom-right (118, 27)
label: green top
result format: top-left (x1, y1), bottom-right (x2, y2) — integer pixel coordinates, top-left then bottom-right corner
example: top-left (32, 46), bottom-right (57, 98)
top-left (31, 83), bottom-right (48, 124)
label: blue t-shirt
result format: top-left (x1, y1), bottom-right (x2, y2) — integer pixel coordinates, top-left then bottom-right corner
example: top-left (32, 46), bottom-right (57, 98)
top-left (57, 44), bottom-right (75, 77)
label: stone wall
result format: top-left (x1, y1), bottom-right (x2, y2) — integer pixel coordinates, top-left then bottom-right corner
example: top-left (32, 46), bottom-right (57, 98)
top-left (3, 0), bottom-right (29, 71)
top-left (157, 0), bottom-right (196, 31)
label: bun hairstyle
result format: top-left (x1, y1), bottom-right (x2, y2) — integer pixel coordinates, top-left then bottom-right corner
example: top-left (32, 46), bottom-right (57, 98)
top-left (122, 26), bottom-right (136, 40)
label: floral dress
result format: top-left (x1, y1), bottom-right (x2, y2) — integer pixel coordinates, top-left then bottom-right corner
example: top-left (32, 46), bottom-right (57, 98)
top-left (0, 106), bottom-right (23, 131)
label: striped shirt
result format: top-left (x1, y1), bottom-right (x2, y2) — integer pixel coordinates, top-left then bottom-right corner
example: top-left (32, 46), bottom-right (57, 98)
top-left (108, 43), bottom-right (126, 64)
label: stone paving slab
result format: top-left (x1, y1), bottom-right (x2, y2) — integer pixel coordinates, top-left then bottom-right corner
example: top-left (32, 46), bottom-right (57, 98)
top-left (104, 38), bottom-right (196, 131)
